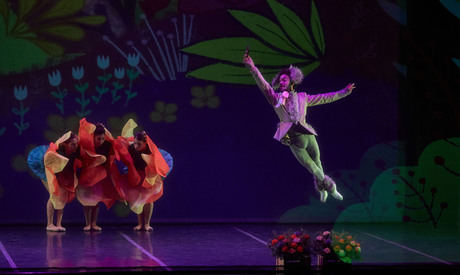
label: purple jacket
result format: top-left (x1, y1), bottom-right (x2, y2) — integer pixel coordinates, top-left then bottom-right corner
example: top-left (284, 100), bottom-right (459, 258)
top-left (249, 66), bottom-right (352, 141)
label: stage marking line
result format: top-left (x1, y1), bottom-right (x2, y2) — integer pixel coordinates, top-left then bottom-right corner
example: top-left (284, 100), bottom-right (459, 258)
top-left (118, 232), bottom-right (171, 271)
top-left (362, 232), bottom-right (452, 265)
top-left (0, 241), bottom-right (17, 268)
top-left (233, 226), bottom-right (267, 245)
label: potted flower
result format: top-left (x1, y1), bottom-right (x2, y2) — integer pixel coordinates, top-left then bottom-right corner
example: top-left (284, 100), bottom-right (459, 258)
top-left (268, 229), bottom-right (312, 272)
top-left (331, 232), bottom-right (362, 264)
top-left (310, 230), bottom-right (333, 269)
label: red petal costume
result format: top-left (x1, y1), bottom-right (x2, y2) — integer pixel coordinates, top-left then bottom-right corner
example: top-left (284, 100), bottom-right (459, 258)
top-left (43, 132), bottom-right (81, 210)
top-left (76, 118), bottom-right (122, 209)
top-left (113, 119), bottom-right (170, 214)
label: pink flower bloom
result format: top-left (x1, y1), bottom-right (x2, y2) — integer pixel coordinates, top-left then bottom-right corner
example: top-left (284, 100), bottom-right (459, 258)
top-left (322, 231), bottom-right (330, 237)
top-left (293, 237), bottom-right (300, 243)
top-left (323, 248), bottom-right (331, 254)
top-left (316, 235), bottom-right (323, 241)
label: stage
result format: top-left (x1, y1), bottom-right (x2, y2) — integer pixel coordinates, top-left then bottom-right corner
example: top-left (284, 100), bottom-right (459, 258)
top-left (0, 223), bottom-right (459, 274)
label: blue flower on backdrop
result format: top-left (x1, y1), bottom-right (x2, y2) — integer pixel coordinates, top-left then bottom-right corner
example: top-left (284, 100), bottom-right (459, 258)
top-left (93, 55), bottom-right (113, 104)
top-left (12, 85), bottom-right (30, 135)
top-left (48, 70), bottom-right (67, 114)
top-left (72, 66), bottom-right (91, 117)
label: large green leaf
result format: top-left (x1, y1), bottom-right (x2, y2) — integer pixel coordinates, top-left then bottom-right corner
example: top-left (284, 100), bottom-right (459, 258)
top-left (70, 15), bottom-right (106, 25)
top-left (299, 61), bottom-right (320, 77)
top-left (18, 0), bottom-right (37, 20)
top-left (36, 24), bottom-right (84, 41)
top-left (38, 0), bottom-right (84, 21)
top-left (0, 0), bottom-right (8, 21)
top-left (0, 0), bottom-right (10, 35)
top-left (182, 37), bottom-right (307, 66)
top-left (186, 63), bottom-right (279, 84)
top-left (26, 37), bottom-right (64, 56)
top-left (267, 0), bottom-right (317, 58)
top-left (228, 10), bottom-right (303, 56)
top-left (310, 1), bottom-right (325, 55)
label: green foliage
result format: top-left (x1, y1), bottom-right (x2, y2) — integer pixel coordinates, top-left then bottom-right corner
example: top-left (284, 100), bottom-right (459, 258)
top-left (190, 85), bottom-right (220, 109)
top-left (228, 9), bottom-right (303, 55)
top-left (310, 1), bottom-right (325, 55)
top-left (266, 0), bottom-right (316, 57)
top-left (336, 138), bottom-right (460, 229)
top-left (183, 38), bottom-right (308, 66)
top-left (150, 101), bottom-right (178, 123)
top-left (0, 0), bottom-right (106, 74)
top-left (187, 63), bottom-right (279, 84)
top-left (279, 141), bottom-right (406, 223)
top-left (183, 0), bottom-right (325, 84)
top-left (44, 114), bottom-right (79, 142)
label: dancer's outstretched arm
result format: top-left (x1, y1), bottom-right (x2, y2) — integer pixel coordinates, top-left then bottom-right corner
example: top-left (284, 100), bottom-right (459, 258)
top-left (306, 83), bottom-right (356, 106)
top-left (243, 51), bottom-right (277, 106)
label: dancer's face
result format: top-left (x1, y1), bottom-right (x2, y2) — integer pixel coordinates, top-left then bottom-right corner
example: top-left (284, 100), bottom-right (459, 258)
top-left (94, 134), bottom-right (105, 147)
top-left (279, 74), bottom-right (291, 91)
top-left (64, 138), bottom-right (78, 154)
top-left (133, 138), bottom-right (147, 152)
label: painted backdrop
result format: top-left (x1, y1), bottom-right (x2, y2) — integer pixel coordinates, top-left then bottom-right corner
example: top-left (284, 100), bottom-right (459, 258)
top-left (0, 0), bottom-right (458, 232)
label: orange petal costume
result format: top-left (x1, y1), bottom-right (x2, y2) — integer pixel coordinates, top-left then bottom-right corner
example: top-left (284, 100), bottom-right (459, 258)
top-left (43, 132), bottom-right (81, 210)
top-left (113, 119), bottom-right (170, 214)
top-left (76, 118), bottom-right (122, 209)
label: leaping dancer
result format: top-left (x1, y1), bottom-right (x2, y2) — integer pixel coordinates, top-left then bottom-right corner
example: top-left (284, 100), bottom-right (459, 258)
top-left (243, 49), bottom-right (355, 203)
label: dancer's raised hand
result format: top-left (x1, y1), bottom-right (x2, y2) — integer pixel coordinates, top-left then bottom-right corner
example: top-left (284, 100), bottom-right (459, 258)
top-left (344, 83), bottom-right (356, 93)
top-left (243, 47), bottom-right (254, 68)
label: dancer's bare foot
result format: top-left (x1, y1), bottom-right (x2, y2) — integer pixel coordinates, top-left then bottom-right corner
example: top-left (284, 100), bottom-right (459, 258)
top-left (91, 224), bottom-right (102, 231)
top-left (46, 224), bottom-right (59, 232)
top-left (83, 225), bottom-right (91, 231)
top-left (133, 224), bottom-right (143, 231)
top-left (143, 225), bottom-right (153, 232)
top-left (57, 226), bottom-right (66, 232)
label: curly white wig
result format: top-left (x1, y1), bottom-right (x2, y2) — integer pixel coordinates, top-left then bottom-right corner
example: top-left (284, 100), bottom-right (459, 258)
top-left (271, 65), bottom-right (304, 89)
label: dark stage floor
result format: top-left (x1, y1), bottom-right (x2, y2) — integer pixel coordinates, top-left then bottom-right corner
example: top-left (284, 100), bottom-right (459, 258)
top-left (0, 223), bottom-right (459, 274)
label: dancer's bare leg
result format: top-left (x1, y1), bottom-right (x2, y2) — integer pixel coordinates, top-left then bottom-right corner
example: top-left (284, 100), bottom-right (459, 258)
top-left (56, 209), bottom-right (65, 232)
top-left (83, 206), bottom-right (92, 231)
top-left (46, 199), bottom-right (59, 232)
top-left (91, 205), bottom-right (102, 231)
top-left (143, 203), bottom-right (153, 231)
top-left (134, 212), bottom-right (144, 231)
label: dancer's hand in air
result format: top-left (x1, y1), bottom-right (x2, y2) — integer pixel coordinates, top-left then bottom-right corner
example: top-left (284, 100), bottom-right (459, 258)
top-left (243, 48), bottom-right (254, 68)
top-left (344, 83), bottom-right (356, 93)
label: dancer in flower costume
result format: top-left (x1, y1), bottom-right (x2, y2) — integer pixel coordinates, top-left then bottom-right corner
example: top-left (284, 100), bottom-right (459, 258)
top-left (113, 119), bottom-right (172, 231)
top-left (28, 132), bottom-right (81, 231)
top-left (77, 118), bottom-right (122, 231)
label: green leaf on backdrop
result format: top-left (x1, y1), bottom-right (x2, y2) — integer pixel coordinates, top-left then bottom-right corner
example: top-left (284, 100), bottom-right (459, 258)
top-left (310, 1), bottom-right (325, 55)
top-left (70, 15), bottom-right (106, 25)
top-left (26, 37), bottom-right (64, 56)
top-left (38, 0), bottom-right (85, 21)
top-left (267, 0), bottom-right (317, 58)
top-left (18, 0), bottom-right (37, 20)
top-left (182, 37), bottom-right (308, 66)
top-left (186, 63), bottom-right (278, 84)
top-left (0, 0), bottom-right (8, 18)
top-left (36, 24), bottom-right (85, 41)
top-left (228, 10), bottom-right (303, 56)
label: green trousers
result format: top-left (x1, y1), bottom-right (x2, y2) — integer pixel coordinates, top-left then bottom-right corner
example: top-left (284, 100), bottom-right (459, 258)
top-left (284, 125), bottom-right (325, 182)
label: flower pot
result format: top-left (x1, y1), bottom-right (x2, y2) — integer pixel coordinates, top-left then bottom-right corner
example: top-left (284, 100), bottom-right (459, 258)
top-left (311, 254), bottom-right (324, 270)
top-left (276, 254), bottom-right (311, 274)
